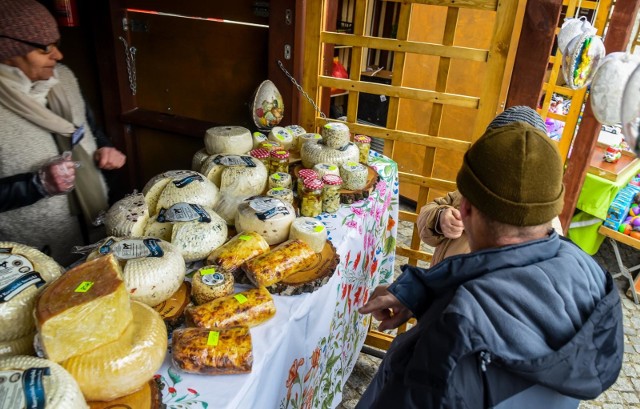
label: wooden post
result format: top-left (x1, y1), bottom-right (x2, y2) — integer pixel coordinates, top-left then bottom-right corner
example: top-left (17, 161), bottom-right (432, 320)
top-left (506, 0), bottom-right (562, 108)
top-left (559, 0), bottom-right (640, 232)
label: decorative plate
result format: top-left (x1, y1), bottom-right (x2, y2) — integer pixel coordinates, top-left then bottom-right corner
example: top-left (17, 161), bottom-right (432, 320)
top-left (251, 80), bottom-right (284, 129)
top-left (590, 52), bottom-right (640, 125)
top-left (562, 32), bottom-right (605, 90)
top-left (621, 63), bottom-right (640, 153)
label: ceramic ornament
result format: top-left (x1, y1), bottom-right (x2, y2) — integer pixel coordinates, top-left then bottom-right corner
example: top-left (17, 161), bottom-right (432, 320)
top-left (561, 32), bottom-right (605, 90)
top-left (590, 52), bottom-right (640, 125)
top-left (252, 80), bottom-right (284, 129)
top-left (621, 63), bottom-right (640, 153)
top-left (557, 17), bottom-right (596, 55)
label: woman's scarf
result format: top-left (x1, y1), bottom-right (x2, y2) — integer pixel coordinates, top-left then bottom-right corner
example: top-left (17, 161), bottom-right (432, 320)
top-left (0, 64), bottom-right (108, 224)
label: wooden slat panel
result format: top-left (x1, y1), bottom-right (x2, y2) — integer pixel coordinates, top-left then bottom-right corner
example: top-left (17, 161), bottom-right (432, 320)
top-left (383, 0), bottom-right (498, 12)
top-left (321, 32), bottom-right (489, 61)
top-left (399, 210), bottom-right (418, 224)
top-left (396, 245), bottom-right (433, 262)
top-left (345, 0), bottom-right (368, 123)
top-left (398, 172), bottom-right (458, 191)
top-left (318, 76), bottom-right (480, 108)
top-left (299, 0), bottom-right (324, 131)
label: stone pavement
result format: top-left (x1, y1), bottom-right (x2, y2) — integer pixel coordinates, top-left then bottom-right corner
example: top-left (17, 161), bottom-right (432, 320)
top-left (338, 216), bottom-right (640, 409)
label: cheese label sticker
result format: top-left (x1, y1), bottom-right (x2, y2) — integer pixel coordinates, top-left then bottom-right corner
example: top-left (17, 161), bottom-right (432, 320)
top-left (238, 235), bottom-right (252, 241)
top-left (249, 197), bottom-right (290, 220)
top-left (207, 331), bottom-right (220, 346)
top-left (158, 203), bottom-right (211, 223)
top-left (202, 272), bottom-right (225, 287)
top-left (314, 225), bottom-right (325, 232)
top-left (337, 142), bottom-right (354, 152)
top-left (234, 294), bottom-right (248, 304)
top-left (0, 253), bottom-right (45, 303)
top-left (276, 133), bottom-right (286, 141)
top-left (213, 155), bottom-right (256, 168)
top-left (100, 238), bottom-right (164, 259)
top-left (75, 281), bottom-right (94, 293)
top-left (172, 173), bottom-right (204, 188)
top-left (0, 368), bottom-right (50, 409)
top-left (200, 267), bottom-right (216, 275)
top-left (299, 220), bottom-right (324, 234)
top-left (253, 132), bottom-right (267, 141)
top-left (272, 187), bottom-right (284, 191)
top-left (272, 173), bottom-right (281, 180)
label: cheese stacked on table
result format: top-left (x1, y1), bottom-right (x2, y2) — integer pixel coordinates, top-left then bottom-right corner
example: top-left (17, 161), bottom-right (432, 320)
top-left (300, 122), bottom-right (360, 169)
top-left (143, 170), bottom-right (219, 215)
top-left (34, 255), bottom-right (167, 402)
top-left (104, 193), bottom-right (149, 237)
top-left (235, 197), bottom-right (296, 245)
top-left (0, 242), bottom-right (63, 357)
top-left (204, 125), bottom-right (253, 155)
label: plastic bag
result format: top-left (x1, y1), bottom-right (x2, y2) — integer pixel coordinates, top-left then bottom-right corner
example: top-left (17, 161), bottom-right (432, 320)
top-left (331, 56), bottom-right (348, 94)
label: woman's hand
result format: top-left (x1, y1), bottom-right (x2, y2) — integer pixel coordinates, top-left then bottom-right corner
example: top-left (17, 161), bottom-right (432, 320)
top-left (359, 285), bottom-right (412, 331)
top-left (39, 154), bottom-right (76, 195)
top-left (94, 147), bottom-right (126, 170)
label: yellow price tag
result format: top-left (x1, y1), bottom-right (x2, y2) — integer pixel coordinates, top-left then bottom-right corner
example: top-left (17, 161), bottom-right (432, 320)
top-left (234, 294), bottom-right (248, 304)
top-left (273, 174), bottom-right (281, 180)
top-left (314, 225), bottom-right (325, 232)
top-left (201, 267), bottom-right (216, 275)
top-left (207, 331), bottom-right (220, 346)
top-left (75, 281), bottom-right (94, 293)
top-left (239, 235), bottom-right (252, 241)
top-left (272, 187), bottom-right (284, 191)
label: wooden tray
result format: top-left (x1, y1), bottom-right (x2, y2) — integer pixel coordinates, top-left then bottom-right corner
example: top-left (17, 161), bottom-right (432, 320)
top-left (266, 240), bottom-right (339, 296)
top-left (292, 163), bottom-right (379, 204)
top-left (88, 379), bottom-right (161, 409)
top-left (588, 142), bottom-right (639, 182)
top-left (152, 281), bottom-right (191, 328)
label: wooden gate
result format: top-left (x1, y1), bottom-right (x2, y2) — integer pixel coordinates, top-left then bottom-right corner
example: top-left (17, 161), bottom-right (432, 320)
top-left (299, 0), bottom-right (525, 349)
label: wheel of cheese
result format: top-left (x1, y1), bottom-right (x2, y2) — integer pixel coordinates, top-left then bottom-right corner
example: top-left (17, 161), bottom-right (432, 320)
top-left (142, 214), bottom-right (173, 242)
top-left (171, 207), bottom-right (228, 262)
top-left (0, 242), bottom-right (64, 342)
top-left (301, 140), bottom-right (359, 169)
top-left (322, 122), bottom-right (351, 149)
top-left (268, 126), bottom-right (295, 150)
top-left (285, 125), bottom-right (306, 152)
top-left (142, 170), bottom-right (219, 215)
top-left (191, 265), bottom-right (235, 305)
top-left (200, 153), bottom-right (268, 196)
top-left (35, 254), bottom-right (133, 363)
top-left (104, 193), bottom-right (149, 237)
top-left (205, 125), bottom-right (253, 155)
top-left (252, 131), bottom-right (268, 148)
top-left (61, 301), bottom-right (167, 402)
top-left (88, 237), bottom-right (186, 306)
top-left (298, 133), bottom-right (322, 151)
top-left (191, 147), bottom-right (210, 171)
top-left (266, 187), bottom-right (294, 204)
top-left (289, 217), bottom-right (327, 253)
top-left (0, 332), bottom-right (35, 358)
top-left (313, 163), bottom-right (341, 179)
top-left (340, 161), bottom-right (369, 190)
top-left (235, 197), bottom-right (296, 245)
top-left (0, 355), bottom-right (87, 409)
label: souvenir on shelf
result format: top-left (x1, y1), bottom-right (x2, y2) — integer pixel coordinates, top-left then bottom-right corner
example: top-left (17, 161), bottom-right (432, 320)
top-left (603, 145), bottom-right (622, 164)
top-left (589, 52), bottom-right (640, 125)
top-left (561, 31), bottom-right (605, 90)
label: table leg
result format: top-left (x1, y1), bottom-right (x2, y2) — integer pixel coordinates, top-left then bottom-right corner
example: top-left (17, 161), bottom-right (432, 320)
top-left (607, 237), bottom-right (640, 304)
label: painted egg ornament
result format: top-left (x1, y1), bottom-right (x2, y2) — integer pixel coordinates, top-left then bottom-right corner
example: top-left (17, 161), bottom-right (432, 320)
top-left (557, 17), bottom-right (596, 56)
top-left (562, 33), bottom-right (605, 90)
top-left (603, 145), bottom-right (622, 164)
top-left (621, 63), bottom-right (640, 154)
top-left (251, 80), bottom-right (285, 129)
top-left (590, 52), bottom-right (640, 125)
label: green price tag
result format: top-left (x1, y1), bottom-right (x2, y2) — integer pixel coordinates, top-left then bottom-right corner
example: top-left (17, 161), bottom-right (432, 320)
top-left (272, 187), bottom-right (284, 191)
top-left (207, 331), bottom-right (220, 346)
top-left (201, 267), bottom-right (216, 275)
top-left (239, 235), bottom-right (252, 241)
top-left (329, 165), bottom-right (337, 170)
top-left (234, 294), bottom-right (248, 304)
top-left (314, 225), bottom-right (325, 232)
top-left (272, 174), bottom-right (281, 180)
top-left (277, 134), bottom-right (285, 140)
top-left (75, 281), bottom-right (94, 293)
top-left (347, 161), bottom-right (358, 167)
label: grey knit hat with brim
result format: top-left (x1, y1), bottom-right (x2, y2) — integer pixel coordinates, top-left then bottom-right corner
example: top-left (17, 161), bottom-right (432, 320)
top-left (0, 0), bottom-right (59, 62)
top-left (456, 122), bottom-right (565, 226)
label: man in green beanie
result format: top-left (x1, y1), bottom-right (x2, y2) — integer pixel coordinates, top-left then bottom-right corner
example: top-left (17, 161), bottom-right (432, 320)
top-left (357, 122), bottom-right (623, 408)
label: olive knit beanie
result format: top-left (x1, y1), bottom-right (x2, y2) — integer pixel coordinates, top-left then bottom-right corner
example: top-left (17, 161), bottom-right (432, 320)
top-left (0, 0), bottom-right (59, 62)
top-left (456, 122), bottom-right (565, 226)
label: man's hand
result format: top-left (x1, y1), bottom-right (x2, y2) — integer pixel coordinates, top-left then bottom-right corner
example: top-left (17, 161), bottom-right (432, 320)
top-left (359, 285), bottom-right (412, 331)
top-left (94, 147), bottom-right (126, 170)
top-left (440, 207), bottom-right (464, 239)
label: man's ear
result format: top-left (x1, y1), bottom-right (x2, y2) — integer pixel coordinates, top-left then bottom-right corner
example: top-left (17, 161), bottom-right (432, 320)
top-left (459, 196), bottom-right (472, 220)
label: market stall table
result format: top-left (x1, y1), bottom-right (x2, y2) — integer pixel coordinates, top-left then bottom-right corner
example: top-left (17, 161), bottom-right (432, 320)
top-left (154, 152), bottom-right (399, 408)
top-left (597, 225), bottom-right (639, 304)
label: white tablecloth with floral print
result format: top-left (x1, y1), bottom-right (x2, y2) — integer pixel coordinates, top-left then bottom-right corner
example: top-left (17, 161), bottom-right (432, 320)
top-left (155, 152), bottom-right (399, 409)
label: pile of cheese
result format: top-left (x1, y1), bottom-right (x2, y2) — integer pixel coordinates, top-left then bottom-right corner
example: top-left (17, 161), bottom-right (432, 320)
top-left (0, 242), bottom-right (64, 358)
top-left (301, 122), bottom-right (359, 169)
top-left (34, 254), bottom-right (167, 402)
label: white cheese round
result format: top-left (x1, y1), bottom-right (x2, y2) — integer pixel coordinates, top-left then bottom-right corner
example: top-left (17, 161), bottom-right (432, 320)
top-left (0, 243), bottom-right (64, 342)
top-left (200, 154), bottom-right (268, 197)
top-left (191, 265), bottom-right (235, 305)
top-left (0, 355), bottom-right (87, 409)
top-left (204, 125), bottom-right (253, 155)
top-left (298, 133), bottom-right (322, 151)
top-left (252, 131), bottom-right (268, 148)
top-left (285, 125), bottom-right (306, 151)
top-left (301, 141), bottom-right (360, 169)
top-left (0, 332), bottom-right (35, 357)
top-left (268, 172), bottom-right (292, 189)
top-left (192, 148), bottom-right (210, 171)
top-left (313, 163), bottom-right (341, 179)
top-left (322, 122), bottom-right (351, 149)
top-left (104, 193), bottom-right (149, 237)
top-left (268, 126), bottom-right (295, 150)
top-left (143, 170), bottom-right (219, 215)
top-left (88, 237), bottom-right (186, 306)
top-left (289, 217), bottom-right (327, 253)
top-left (235, 197), bottom-right (296, 245)
top-left (340, 161), bottom-right (369, 190)
top-left (143, 214), bottom-right (173, 242)
top-left (61, 301), bottom-right (167, 402)
top-left (266, 187), bottom-right (294, 204)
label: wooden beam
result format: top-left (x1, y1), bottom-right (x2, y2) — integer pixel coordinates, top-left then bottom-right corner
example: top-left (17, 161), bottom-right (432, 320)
top-left (560, 0), bottom-right (640, 232)
top-left (506, 0), bottom-right (563, 107)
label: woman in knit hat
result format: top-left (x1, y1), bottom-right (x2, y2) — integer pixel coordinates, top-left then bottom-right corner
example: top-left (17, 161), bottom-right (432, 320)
top-left (416, 105), bottom-right (563, 267)
top-left (0, 0), bottom-right (126, 265)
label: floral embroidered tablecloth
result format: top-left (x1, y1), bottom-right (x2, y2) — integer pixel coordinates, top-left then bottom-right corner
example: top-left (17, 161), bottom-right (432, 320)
top-left (156, 152), bottom-right (399, 409)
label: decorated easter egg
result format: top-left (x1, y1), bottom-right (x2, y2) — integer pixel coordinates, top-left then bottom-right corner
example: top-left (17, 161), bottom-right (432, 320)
top-left (557, 17), bottom-right (596, 56)
top-left (590, 52), bottom-right (640, 125)
top-left (562, 33), bottom-right (605, 90)
top-left (621, 63), bottom-right (640, 154)
top-left (251, 80), bottom-right (284, 129)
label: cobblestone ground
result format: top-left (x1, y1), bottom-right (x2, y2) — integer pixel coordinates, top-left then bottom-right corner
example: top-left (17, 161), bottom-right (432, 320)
top-left (338, 216), bottom-right (640, 409)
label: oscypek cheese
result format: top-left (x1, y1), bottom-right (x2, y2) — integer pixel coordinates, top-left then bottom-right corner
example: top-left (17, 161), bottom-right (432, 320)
top-left (103, 192), bottom-right (149, 237)
top-left (35, 254), bottom-right (133, 363)
top-left (235, 196), bottom-right (296, 245)
top-left (88, 237), bottom-right (186, 306)
top-left (142, 170), bottom-right (219, 215)
top-left (0, 242), bottom-right (64, 343)
top-left (200, 153), bottom-right (268, 197)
